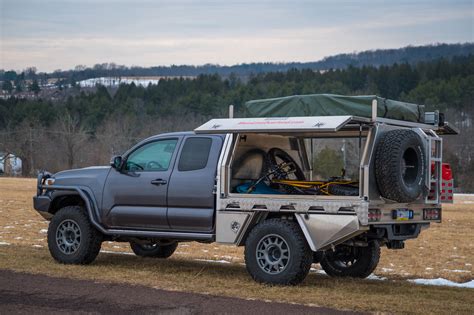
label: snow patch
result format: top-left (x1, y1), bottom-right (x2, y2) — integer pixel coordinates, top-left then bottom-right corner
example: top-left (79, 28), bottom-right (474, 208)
top-left (100, 250), bottom-right (134, 256)
top-left (194, 258), bottom-right (230, 264)
top-left (443, 269), bottom-right (471, 273)
top-left (367, 274), bottom-right (387, 281)
top-left (39, 229), bottom-right (48, 234)
top-left (32, 244), bottom-right (43, 248)
top-left (310, 268), bottom-right (327, 275)
top-left (409, 278), bottom-right (474, 289)
top-left (0, 241), bottom-right (10, 245)
top-left (381, 268), bottom-right (394, 272)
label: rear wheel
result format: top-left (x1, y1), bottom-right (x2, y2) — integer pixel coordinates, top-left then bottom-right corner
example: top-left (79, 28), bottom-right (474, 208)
top-left (320, 242), bottom-right (380, 278)
top-left (47, 206), bottom-right (102, 264)
top-left (312, 251), bottom-right (324, 264)
top-left (244, 219), bottom-right (312, 285)
top-left (130, 241), bottom-right (178, 258)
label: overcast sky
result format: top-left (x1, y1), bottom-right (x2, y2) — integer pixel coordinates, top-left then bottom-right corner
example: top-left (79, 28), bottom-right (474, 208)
top-left (1, 0), bottom-right (473, 72)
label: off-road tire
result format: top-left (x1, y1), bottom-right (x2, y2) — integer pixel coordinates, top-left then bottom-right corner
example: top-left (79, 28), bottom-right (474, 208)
top-left (244, 219), bottom-right (312, 285)
top-left (313, 251), bottom-right (324, 264)
top-left (328, 184), bottom-right (359, 196)
top-left (130, 242), bottom-right (178, 258)
top-left (320, 242), bottom-right (380, 278)
top-left (375, 129), bottom-right (425, 202)
top-left (47, 206), bottom-right (102, 264)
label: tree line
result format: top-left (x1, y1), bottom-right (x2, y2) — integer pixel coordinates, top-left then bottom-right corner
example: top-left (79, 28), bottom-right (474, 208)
top-left (0, 55), bottom-right (473, 191)
top-left (1, 43), bottom-right (472, 86)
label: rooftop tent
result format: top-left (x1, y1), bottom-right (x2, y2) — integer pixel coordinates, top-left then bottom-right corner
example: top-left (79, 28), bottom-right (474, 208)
top-left (244, 94), bottom-right (425, 123)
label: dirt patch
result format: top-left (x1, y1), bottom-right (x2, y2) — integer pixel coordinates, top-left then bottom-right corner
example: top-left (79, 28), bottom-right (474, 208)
top-left (0, 269), bottom-right (353, 315)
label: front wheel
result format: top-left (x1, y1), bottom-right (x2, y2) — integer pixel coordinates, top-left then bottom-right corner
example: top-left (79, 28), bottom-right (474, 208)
top-left (47, 206), bottom-right (102, 264)
top-left (244, 219), bottom-right (312, 285)
top-left (320, 242), bottom-right (380, 278)
top-left (130, 241), bottom-right (178, 258)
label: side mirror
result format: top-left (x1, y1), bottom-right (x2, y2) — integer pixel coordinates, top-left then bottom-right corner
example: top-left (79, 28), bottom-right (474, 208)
top-left (110, 155), bottom-right (123, 169)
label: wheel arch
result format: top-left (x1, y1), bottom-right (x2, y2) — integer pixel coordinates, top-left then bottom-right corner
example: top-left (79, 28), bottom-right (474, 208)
top-left (238, 212), bottom-right (304, 246)
top-left (50, 192), bottom-right (84, 215)
top-left (45, 187), bottom-right (108, 235)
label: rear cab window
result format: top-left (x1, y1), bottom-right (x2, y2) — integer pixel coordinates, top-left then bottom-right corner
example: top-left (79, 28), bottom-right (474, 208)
top-left (178, 137), bottom-right (212, 171)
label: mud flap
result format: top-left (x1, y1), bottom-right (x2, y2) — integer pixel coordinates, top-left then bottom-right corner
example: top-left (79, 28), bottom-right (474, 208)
top-left (295, 214), bottom-right (363, 251)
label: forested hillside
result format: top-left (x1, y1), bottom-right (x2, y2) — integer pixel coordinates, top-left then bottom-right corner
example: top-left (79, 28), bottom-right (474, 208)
top-left (1, 55), bottom-right (473, 191)
top-left (1, 43), bottom-right (473, 84)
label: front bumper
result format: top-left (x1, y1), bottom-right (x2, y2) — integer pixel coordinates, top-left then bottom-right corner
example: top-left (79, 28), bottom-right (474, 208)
top-left (33, 171), bottom-right (53, 219)
top-left (33, 195), bottom-right (52, 219)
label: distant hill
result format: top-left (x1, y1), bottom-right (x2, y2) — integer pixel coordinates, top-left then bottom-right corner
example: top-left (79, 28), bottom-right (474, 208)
top-left (1, 43), bottom-right (473, 83)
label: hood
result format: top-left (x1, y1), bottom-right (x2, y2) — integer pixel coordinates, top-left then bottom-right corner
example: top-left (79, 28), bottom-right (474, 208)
top-left (53, 166), bottom-right (111, 188)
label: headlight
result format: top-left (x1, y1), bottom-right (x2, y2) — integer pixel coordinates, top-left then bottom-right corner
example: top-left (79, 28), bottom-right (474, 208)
top-left (44, 178), bottom-right (55, 186)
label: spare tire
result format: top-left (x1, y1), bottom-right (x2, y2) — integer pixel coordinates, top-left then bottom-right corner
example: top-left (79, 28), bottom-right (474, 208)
top-left (375, 129), bottom-right (425, 202)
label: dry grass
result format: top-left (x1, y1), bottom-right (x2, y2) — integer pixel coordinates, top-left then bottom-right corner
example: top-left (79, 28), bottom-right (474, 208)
top-left (0, 177), bottom-right (473, 314)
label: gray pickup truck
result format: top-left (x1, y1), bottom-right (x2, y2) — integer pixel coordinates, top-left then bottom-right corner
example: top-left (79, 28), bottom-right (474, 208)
top-left (34, 94), bottom-right (457, 285)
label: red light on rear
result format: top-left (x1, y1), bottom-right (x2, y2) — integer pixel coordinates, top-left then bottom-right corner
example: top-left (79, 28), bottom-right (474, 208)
top-left (431, 163), bottom-right (453, 180)
top-left (423, 208), bottom-right (441, 220)
top-left (368, 209), bottom-right (382, 222)
top-left (442, 163), bottom-right (452, 180)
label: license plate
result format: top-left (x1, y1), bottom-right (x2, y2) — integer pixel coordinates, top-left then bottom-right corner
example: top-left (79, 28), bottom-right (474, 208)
top-left (392, 209), bottom-right (414, 221)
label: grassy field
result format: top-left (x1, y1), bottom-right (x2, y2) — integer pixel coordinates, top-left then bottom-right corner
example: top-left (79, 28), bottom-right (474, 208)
top-left (0, 177), bottom-right (473, 314)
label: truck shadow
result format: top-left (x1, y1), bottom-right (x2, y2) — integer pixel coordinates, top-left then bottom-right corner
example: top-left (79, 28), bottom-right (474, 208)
top-left (94, 251), bottom-right (383, 289)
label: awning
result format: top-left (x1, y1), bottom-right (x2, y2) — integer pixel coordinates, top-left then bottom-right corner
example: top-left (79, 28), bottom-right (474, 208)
top-left (195, 116), bottom-right (369, 134)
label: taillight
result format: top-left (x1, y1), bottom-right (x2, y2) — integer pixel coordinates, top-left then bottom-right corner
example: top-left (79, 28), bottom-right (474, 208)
top-left (430, 163), bottom-right (453, 180)
top-left (423, 208), bottom-right (441, 220)
top-left (442, 163), bottom-right (452, 180)
top-left (368, 209), bottom-right (381, 222)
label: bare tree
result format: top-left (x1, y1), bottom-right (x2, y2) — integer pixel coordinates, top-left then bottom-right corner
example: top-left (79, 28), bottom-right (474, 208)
top-left (55, 113), bottom-right (89, 169)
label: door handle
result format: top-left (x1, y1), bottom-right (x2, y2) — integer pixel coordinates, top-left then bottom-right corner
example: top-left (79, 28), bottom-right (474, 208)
top-left (151, 179), bottom-right (167, 185)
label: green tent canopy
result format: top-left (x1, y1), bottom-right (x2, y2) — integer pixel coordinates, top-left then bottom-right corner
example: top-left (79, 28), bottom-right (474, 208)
top-left (244, 94), bottom-right (425, 122)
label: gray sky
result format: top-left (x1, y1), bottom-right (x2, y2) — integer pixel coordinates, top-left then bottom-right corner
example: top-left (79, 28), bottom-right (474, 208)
top-left (1, 0), bottom-right (473, 72)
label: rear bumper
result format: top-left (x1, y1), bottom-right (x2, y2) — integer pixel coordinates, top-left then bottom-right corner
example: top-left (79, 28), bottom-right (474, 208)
top-left (368, 223), bottom-right (429, 242)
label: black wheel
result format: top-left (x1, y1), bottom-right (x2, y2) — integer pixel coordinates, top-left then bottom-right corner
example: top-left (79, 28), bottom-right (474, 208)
top-left (244, 219), bottom-right (312, 285)
top-left (375, 129), bottom-right (425, 202)
top-left (320, 242), bottom-right (380, 278)
top-left (328, 184), bottom-right (359, 196)
top-left (313, 251), bottom-right (324, 264)
top-left (130, 241), bottom-right (178, 258)
top-left (265, 148), bottom-right (305, 180)
top-left (47, 206), bottom-right (102, 264)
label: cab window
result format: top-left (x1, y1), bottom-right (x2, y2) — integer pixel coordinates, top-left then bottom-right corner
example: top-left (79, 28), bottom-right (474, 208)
top-left (178, 137), bottom-right (212, 171)
top-left (125, 139), bottom-right (178, 172)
